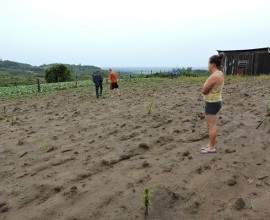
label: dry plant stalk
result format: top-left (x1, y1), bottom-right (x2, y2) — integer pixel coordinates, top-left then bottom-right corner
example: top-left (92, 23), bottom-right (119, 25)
top-left (256, 103), bottom-right (270, 129)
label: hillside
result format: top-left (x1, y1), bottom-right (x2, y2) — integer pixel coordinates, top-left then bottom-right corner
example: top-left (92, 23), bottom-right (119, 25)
top-left (0, 60), bottom-right (43, 73)
top-left (0, 59), bottom-right (103, 86)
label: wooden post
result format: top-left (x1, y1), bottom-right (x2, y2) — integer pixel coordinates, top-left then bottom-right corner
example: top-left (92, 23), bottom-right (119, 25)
top-left (129, 74), bottom-right (131, 82)
top-left (58, 77), bottom-right (60, 90)
top-left (75, 75), bottom-right (78, 88)
top-left (37, 79), bottom-right (41, 92)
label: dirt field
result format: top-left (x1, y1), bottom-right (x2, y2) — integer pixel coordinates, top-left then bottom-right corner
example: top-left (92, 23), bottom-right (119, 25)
top-left (1, 78), bottom-right (270, 220)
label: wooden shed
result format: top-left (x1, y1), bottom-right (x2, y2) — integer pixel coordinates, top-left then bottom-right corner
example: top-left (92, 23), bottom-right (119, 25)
top-left (217, 47), bottom-right (270, 75)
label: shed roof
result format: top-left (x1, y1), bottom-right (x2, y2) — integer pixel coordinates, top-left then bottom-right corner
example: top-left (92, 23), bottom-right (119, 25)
top-left (217, 47), bottom-right (270, 53)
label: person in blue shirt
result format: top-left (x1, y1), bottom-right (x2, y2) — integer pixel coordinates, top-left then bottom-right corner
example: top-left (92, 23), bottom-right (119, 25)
top-left (92, 70), bottom-right (103, 98)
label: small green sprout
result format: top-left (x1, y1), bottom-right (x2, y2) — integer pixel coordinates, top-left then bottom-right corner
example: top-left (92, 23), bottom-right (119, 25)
top-left (39, 142), bottom-right (49, 151)
top-left (5, 115), bottom-right (14, 124)
top-left (143, 189), bottom-right (151, 217)
top-left (144, 101), bottom-right (156, 114)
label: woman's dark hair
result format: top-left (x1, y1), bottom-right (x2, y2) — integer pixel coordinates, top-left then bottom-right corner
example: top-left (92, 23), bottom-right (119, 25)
top-left (209, 53), bottom-right (224, 69)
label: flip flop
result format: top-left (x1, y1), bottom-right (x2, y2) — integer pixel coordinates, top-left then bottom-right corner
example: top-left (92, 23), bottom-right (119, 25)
top-left (202, 148), bottom-right (217, 154)
top-left (202, 146), bottom-right (220, 150)
top-left (201, 145), bottom-right (208, 150)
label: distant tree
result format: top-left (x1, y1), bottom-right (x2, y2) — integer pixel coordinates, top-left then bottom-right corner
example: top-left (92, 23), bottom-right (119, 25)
top-left (45, 64), bottom-right (72, 83)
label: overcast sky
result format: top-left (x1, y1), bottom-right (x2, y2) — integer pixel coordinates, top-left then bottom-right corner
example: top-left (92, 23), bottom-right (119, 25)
top-left (0, 0), bottom-right (269, 67)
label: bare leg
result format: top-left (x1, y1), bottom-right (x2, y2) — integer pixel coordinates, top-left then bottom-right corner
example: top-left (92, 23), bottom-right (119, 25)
top-left (110, 86), bottom-right (115, 97)
top-left (205, 114), bottom-right (218, 150)
top-left (116, 88), bottom-right (121, 96)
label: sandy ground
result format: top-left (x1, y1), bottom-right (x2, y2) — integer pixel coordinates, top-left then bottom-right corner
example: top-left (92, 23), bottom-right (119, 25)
top-left (0, 78), bottom-right (270, 220)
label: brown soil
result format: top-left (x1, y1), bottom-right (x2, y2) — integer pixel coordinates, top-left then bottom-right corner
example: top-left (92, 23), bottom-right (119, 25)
top-left (0, 78), bottom-right (270, 220)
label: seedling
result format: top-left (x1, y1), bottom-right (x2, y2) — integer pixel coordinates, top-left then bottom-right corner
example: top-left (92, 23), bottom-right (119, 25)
top-left (144, 101), bottom-right (156, 114)
top-left (142, 188), bottom-right (152, 218)
top-left (5, 114), bottom-right (14, 124)
top-left (39, 142), bottom-right (50, 151)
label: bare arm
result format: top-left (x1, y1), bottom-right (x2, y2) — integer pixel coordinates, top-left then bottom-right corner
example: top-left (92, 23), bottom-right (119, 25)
top-left (107, 73), bottom-right (111, 81)
top-left (202, 75), bottom-right (217, 95)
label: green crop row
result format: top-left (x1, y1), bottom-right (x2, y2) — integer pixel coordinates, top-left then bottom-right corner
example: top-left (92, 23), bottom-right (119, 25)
top-left (0, 77), bottom-right (165, 99)
top-left (0, 80), bottom-right (93, 99)
top-left (1, 75), bottom-right (269, 99)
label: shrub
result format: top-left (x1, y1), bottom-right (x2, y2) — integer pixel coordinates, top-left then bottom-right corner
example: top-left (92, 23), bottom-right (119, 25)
top-left (45, 64), bottom-right (72, 83)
